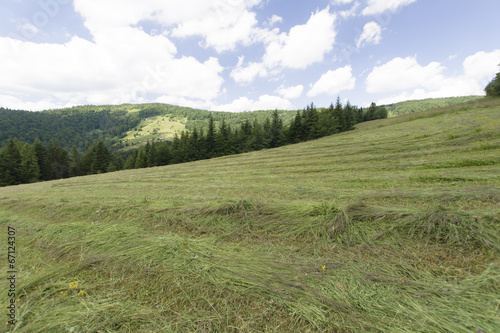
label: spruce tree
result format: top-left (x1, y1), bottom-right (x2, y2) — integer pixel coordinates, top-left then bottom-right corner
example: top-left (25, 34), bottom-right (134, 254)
top-left (69, 145), bottom-right (82, 177)
top-left (0, 139), bottom-right (22, 186)
top-left (20, 143), bottom-right (40, 183)
top-left (269, 110), bottom-right (284, 148)
top-left (333, 97), bottom-right (346, 132)
top-left (47, 139), bottom-right (69, 179)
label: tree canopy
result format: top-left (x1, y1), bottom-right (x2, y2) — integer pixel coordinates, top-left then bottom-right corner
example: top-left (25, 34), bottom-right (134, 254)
top-left (485, 71), bottom-right (500, 97)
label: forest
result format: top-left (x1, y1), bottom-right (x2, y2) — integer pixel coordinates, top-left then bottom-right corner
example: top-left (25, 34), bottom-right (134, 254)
top-left (0, 99), bottom-right (387, 187)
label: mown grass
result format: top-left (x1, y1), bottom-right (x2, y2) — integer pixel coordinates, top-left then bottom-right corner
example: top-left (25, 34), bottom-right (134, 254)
top-left (1, 98), bottom-right (499, 332)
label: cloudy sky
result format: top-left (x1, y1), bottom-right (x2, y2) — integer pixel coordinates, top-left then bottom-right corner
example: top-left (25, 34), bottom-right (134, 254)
top-left (0, 0), bottom-right (499, 112)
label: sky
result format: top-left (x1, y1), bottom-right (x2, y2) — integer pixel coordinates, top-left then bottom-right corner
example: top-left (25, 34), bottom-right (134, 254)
top-left (0, 0), bottom-right (499, 112)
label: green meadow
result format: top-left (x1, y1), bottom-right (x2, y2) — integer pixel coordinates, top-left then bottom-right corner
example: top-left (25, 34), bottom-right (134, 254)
top-left (1, 98), bottom-right (499, 332)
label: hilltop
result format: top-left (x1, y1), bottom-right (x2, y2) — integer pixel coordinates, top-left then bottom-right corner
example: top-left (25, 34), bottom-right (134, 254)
top-left (383, 95), bottom-right (483, 117)
top-left (0, 98), bottom-right (499, 332)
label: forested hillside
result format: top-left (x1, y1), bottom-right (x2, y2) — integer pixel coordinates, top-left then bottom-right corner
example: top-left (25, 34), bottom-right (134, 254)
top-left (0, 100), bottom-right (388, 187)
top-left (384, 96), bottom-right (483, 117)
top-left (0, 104), bottom-right (297, 152)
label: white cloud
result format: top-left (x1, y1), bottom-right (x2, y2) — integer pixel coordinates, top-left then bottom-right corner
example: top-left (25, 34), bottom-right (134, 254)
top-left (307, 65), bottom-right (356, 97)
top-left (16, 21), bottom-right (40, 37)
top-left (276, 84), bottom-right (304, 99)
top-left (263, 7), bottom-right (337, 69)
top-left (74, 0), bottom-right (263, 53)
top-left (356, 21), bottom-right (382, 48)
top-left (368, 50), bottom-right (500, 104)
top-left (339, 2), bottom-right (361, 19)
top-left (230, 57), bottom-right (268, 84)
top-left (230, 7), bottom-right (338, 85)
top-left (463, 50), bottom-right (500, 79)
top-left (0, 27), bottom-right (224, 110)
top-left (0, 94), bottom-right (64, 111)
top-left (214, 95), bottom-right (293, 112)
top-left (268, 14), bottom-right (283, 26)
top-left (362, 0), bottom-right (417, 16)
top-left (366, 56), bottom-right (445, 93)
top-left (331, 0), bottom-right (354, 4)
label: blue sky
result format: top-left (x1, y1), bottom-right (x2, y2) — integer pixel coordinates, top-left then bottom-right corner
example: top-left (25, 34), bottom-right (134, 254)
top-left (0, 0), bottom-right (499, 111)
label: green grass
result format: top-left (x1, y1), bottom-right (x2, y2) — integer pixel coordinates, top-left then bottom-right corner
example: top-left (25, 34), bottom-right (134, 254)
top-left (1, 98), bottom-right (499, 332)
top-left (384, 95), bottom-right (484, 117)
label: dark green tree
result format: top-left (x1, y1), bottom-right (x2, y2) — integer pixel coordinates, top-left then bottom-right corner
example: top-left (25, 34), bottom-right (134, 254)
top-left (69, 145), bottom-right (82, 177)
top-left (344, 101), bottom-right (356, 130)
top-left (333, 97), bottom-right (346, 132)
top-left (0, 139), bottom-right (22, 186)
top-left (33, 139), bottom-right (51, 181)
top-left (90, 140), bottom-right (111, 174)
top-left (205, 116), bottom-right (216, 158)
top-left (47, 139), bottom-right (69, 179)
top-left (269, 110), bottom-right (284, 148)
top-left (19, 143), bottom-right (40, 183)
top-left (124, 150), bottom-right (138, 169)
top-left (485, 71), bottom-right (500, 97)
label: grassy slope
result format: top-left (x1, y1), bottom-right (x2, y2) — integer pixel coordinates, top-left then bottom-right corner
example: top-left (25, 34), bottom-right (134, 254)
top-left (384, 95), bottom-right (484, 117)
top-left (1, 98), bottom-right (499, 332)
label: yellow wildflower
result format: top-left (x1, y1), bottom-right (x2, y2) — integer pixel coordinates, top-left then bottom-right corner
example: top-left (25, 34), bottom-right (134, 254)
top-left (321, 265), bottom-right (326, 271)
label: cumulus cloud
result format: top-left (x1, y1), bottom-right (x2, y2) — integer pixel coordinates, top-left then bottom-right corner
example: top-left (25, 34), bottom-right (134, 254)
top-left (230, 57), bottom-right (268, 84)
top-left (0, 27), bottom-right (224, 109)
top-left (276, 84), bottom-right (304, 99)
top-left (229, 7), bottom-right (338, 85)
top-left (263, 7), bottom-right (337, 69)
top-left (366, 56), bottom-right (445, 93)
top-left (307, 65), bottom-right (356, 97)
top-left (362, 0), bottom-right (417, 16)
top-left (74, 0), bottom-right (263, 53)
top-left (356, 21), bottom-right (382, 48)
top-left (267, 14), bottom-right (283, 26)
top-left (463, 50), bottom-right (500, 79)
top-left (214, 95), bottom-right (293, 112)
top-left (367, 50), bottom-right (500, 104)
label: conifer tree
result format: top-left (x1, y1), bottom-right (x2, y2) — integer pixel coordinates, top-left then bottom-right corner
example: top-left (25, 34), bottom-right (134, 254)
top-left (269, 110), bottom-right (284, 148)
top-left (19, 143), bottom-right (40, 183)
top-left (344, 101), bottom-right (356, 131)
top-left (205, 116), bottom-right (216, 158)
top-left (333, 97), bottom-right (346, 132)
top-left (134, 149), bottom-right (147, 169)
top-left (124, 150), bottom-right (138, 169)
top-left (0, 139), bottom-right (22, 186)
top-left (33, 139), bottom-right (51, 181)
top-left (156, 142), bottom-right (171, 166)
top-left (69, 145), bottom-right (82, 177)
top-left (47, 139), bottom-right (69, 179)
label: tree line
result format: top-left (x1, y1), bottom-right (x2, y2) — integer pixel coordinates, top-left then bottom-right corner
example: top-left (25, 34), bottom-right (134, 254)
top-left (0, 138), bottom-right (124, 187)
top-left (0, 99), bottom-right (387, 187)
